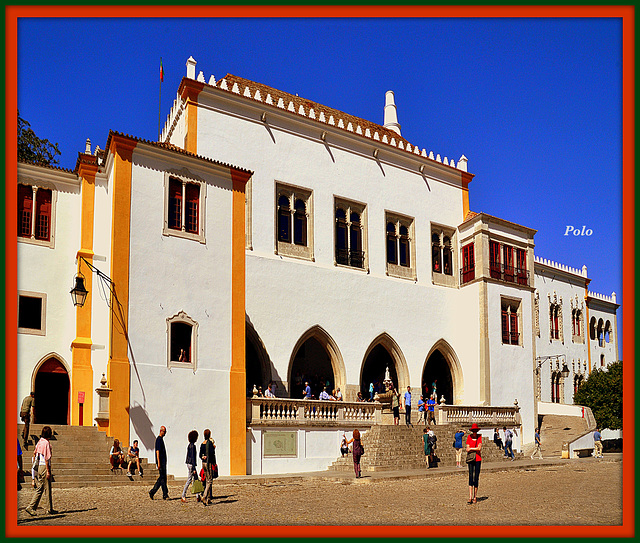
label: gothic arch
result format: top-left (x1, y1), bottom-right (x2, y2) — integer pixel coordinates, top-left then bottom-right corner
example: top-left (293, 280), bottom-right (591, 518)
top-left (423, 339), bottom-right (464, 405)
top-left (246, 319), bottom-right (272, 394)
top-left (360, 332), bottom-right (410, 392)
top-left (287, 325), bottom-right (346, 395)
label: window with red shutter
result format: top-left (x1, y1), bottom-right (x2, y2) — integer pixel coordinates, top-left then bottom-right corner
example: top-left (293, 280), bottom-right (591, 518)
top-left (35, 188), bottom-right (52, 241)
top-left (168, 178), bottom-right (182, 230)
top-left (18, 184), bottom-right (33, 238)
top-left (501, 310), bottom-right (509, 343)
top-left (510, 312), bottom-right (518, 344)
top-left (185, 183), bottom-right (199, 234)
top-left (461, 243), bottom-right (475, 283)
top-left (503, 245), bottom-right (514, 282)
top-left (490, 240), bottom-right (501, 279)
top-left (516, 248), bottom-right (527, 285)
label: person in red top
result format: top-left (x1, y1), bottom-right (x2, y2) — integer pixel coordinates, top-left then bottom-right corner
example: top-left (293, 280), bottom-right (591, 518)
top-left (466, 422), bottom-right (482, 504)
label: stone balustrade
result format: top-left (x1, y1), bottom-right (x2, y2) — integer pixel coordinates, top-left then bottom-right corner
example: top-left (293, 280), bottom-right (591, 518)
top-left (247, 397), bottom-right (382, 427)
top-left (437, 404), bottom-right (521, 426)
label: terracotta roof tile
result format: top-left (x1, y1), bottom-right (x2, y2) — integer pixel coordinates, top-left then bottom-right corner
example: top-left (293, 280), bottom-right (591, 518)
top-left (104, 130), bottom-right (252, 175)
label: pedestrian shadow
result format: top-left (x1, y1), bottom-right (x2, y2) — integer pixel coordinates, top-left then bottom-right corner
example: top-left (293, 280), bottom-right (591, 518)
top-left (476, 496), bottom-right (489, 502)
top-left (213, 498), bottom-right (238, 505)
top-left (212, 494), bottom-right (234, 500)
top-left (18, 507), bottom-right (98, 524)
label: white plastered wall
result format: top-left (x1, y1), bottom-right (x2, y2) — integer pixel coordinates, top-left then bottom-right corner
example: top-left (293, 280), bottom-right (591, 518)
top-left (125, 149), bottom-right (235, 476)
top-left (17, 168), bottom-right (81, 417)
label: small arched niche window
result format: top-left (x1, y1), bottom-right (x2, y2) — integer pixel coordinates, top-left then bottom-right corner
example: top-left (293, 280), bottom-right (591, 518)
top-left (589, 317), bottom-right (597, 341)
top-left (277, 195), bottom-right (291, 243)
top-left (293, 198), bottom-right (307, 246)
top-left (167, 311), bottom-right (198, 370)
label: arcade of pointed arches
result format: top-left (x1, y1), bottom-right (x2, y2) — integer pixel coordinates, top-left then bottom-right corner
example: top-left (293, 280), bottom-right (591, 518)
top-left (245, 320), bottom-right (462, 404)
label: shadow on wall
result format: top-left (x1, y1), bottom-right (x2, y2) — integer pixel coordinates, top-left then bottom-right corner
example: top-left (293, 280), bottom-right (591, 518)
top-left (129, 402), bottom-right (157, 451)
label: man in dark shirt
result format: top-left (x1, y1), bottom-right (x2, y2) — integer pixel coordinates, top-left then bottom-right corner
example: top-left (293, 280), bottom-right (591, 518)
top-left (149, 426), bottom-right (168, 500)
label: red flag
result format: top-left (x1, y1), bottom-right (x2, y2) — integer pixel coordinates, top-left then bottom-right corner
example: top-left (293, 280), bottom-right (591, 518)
top-left (160, 59), bottom-right (164, 82)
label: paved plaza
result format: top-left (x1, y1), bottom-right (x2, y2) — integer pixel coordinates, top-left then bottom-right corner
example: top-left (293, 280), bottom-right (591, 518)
top-left (17, 455), bottom-right (622, 527)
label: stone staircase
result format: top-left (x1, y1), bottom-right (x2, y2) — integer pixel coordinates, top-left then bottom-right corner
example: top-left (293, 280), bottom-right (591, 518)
top-left (538, 414), bottom-right (593, 458)
top-left (328, 424), bottom-right (522, 472)
top-left (19, 424), bottom-right (173, 488)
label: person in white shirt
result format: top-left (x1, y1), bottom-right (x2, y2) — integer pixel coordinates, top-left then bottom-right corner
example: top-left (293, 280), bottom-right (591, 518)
top-left (264, 384), bottom-right (276, 398)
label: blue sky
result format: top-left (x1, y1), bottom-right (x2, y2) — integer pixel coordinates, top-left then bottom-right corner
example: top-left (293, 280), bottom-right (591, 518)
top-left (16, 16), bottom-right (623, 351)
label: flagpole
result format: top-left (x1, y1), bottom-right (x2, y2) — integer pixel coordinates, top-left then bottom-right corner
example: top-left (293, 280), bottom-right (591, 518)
top-left (158, 57), bottom-right (163, 141)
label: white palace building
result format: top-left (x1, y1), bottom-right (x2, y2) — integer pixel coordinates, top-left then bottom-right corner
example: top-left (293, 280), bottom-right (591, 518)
top-left (17, 57), bottom-right (619, 477)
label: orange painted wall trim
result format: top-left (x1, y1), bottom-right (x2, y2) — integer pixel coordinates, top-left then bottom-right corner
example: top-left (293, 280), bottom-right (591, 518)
top-left (461, 171), bottom-right (474, 219)
top-left (107, 134), bottom-right (136, 445)
top-left (178, 78), bottom-right (204, 155)
top-left (70, 157), bottom-right (99, 426)
top-left (229, 167), bottom-right (251, 476)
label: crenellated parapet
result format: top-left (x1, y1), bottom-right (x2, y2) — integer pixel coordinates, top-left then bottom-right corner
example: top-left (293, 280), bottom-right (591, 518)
top-left (534, 255), bottom-right (588, 278)
top-left (162, 56), bottom-right (469, 173)
top-left (588, 291), bottom-right (617, 304)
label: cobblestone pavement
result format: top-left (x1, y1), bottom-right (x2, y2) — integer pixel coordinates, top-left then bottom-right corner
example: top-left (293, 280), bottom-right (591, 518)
top-left (16, 456), bottom-right (622, 526)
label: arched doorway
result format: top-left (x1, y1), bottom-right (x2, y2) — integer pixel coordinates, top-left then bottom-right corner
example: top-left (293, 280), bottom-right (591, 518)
top-left (246, 322), bottom-right (271, 397)
top-left (290, 337), bottom-right (334, 399)
top-left (360, 333), bottom-right (409, 399)
top-left (33, 357), bottom-right (70, 425)
top-left (422, 340), bottom-right (463, 405)
top-left (288, 326), bottom-right (345, 400)
top-left (361, 344), bottom-right (397, 398)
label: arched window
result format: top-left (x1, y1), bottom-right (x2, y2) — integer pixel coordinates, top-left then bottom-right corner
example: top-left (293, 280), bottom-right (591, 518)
top-left (432, 233), bottom-right (441, 273)
top-left (597, 319), bottom-right (604, 347)
top-left (399, 225), bottom-right (410, 267)
top-left (604, 321), bottom-right (612, 343)
top-left (386, 222), bottom-right (397, 265)
top-left (600, 354), bottom-right (605, 367)
top-left (335, 208), bottom-right (348, 265)
top-left (293, 198), bottom-right (307, 245)
top-left (277, 195), bottom-right (291, 243)
top-left (442, 236), bottom-right (452, 275)
top-left (489, 240), bottom-right (501, 279)
top-left (590, 317), bottom-right (597, 340)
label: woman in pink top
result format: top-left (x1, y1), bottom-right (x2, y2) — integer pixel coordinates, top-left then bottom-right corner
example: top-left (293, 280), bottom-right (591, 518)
top-left (466, 423), bottom-right (482, 504)
top-left (25, 426), bottom-right (57, 516)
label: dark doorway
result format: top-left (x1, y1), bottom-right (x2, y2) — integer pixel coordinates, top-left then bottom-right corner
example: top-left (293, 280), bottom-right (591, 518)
top-left (422, 350), bottom-right (453, 404)
top-left (34, 358), bottom-right (69, 425)
top-left (361, 344), bottom-right (398, 399)
top-left (290, 337), bottom-right (334, 399)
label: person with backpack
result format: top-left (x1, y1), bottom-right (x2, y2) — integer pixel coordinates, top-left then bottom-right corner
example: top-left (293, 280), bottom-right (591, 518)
top-left (344, 429), bottom-right (364, 478)
top-left (427, 428), bottom-right (438, 468)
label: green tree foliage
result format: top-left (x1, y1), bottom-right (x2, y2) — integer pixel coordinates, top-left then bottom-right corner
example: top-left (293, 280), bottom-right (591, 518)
top-left (574, 360), bottom-right (622, 430)
top-left (18, 110), bottom-right (61, 165)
